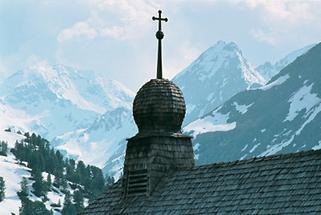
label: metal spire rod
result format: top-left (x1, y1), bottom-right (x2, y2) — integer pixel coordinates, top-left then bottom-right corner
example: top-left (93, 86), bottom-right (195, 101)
top-left (152, 10), bottom-right (168, 79)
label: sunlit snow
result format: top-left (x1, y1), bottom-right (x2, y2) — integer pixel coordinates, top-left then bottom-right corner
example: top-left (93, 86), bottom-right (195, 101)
top-left (284, 84), bottom-right (321, 121)
top-left (232, 102), bottom-right (253, 114)
top-left (258, 74), bottom-right (289, 91)
top-left (0, 132), bottom-right (28, 214)
top-left (185, 110), bottom-right (236, 137)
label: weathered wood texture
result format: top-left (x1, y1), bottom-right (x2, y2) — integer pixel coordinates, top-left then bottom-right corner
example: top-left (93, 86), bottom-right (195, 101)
top-left (123, 134), bottom-right (194, 197)
top-left (133, 79), bottom-right (186, 133)
top-left (82, 149), bottom-right (321, 215)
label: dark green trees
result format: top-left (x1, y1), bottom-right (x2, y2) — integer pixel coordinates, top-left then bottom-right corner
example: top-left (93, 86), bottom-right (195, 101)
top-left (0, 141), bottom-right (8, 156)
top-left (11, 132), bottom-right (109, 212)
top-left (61, 191), bottom-right (76, 215)
top-left (32, 169), bottom-right (45, 197)
top-left (61, 190), bottom-right (84, 215)
top-left (73, 189), bottom-right (84, 213)
top-left (19, 199), bottom-right (52, 215)
top-left (0, 177), bottom-right (5, 202)
top-left (18, 177), bottom-right (52, 215)
top-left (18, 177), bottom-right (29, 199)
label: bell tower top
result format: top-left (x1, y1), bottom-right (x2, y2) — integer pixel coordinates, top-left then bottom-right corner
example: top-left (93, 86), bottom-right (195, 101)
top-left (123, 10), bottom-right (194, 198)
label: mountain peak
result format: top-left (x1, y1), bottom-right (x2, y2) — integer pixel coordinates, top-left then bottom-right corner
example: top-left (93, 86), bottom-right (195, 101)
top-left (198, 41), bottom-right (242, 63)
top-left (173, 41), bottom-right (265, 124)
top-left (211, 40), bottom-right (240, 53)
top-left (184, 42), bottom-right (321, 166)
top-left (0, 63), bottom-right (134, 139)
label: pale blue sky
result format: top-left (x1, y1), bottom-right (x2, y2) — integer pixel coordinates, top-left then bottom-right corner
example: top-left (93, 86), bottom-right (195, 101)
top-left (1, 0), bottom-right (321, 91)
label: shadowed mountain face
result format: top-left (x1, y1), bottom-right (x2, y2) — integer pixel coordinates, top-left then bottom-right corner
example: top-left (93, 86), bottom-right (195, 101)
top-left (172, 41), bottom-right (266, 125)
top-left (185, 43), bottom-right (321, 165)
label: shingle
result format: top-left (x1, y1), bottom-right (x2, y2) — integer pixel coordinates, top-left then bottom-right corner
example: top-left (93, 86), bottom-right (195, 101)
top-left (81, 149), bottom-right (321, 215)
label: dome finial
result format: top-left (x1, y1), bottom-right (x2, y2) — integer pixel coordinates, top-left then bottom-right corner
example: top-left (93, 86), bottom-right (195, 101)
top-left (152, 10), bottom-right (168, 79)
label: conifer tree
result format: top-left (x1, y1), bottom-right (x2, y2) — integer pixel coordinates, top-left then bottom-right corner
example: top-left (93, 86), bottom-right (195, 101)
top-left (0, 177), bottom-right (5, 202)
top-left (73, 189), bottom-right (84, 213)
top-left (19, 177), bottom-right (29, 198)
top-left (61, 176), bottom-right (68, 192)
top-left (0, 141), bottom-right (8, 156)
top-left (20, 199), bottom-right (52, 215)
top-left (24, 132), bottom-right (30, 138)
top-left (62, 191), bottom-right (76, 215)
top-left (46, 173), bottom-right (52, 191)
top-left (19, 199), bottom-right (33, 215)
top-left (32, 169), bottom-right (44, 197)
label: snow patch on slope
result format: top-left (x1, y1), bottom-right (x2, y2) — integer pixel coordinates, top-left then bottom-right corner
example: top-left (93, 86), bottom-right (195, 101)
top-left (232, 102), bottom-right (253, 114)
top-left (185, 118), bottom-right (236, 137)
top-left (261, 102), bottom-right (321, 156)
top-left (236, 52), bottom-right (265, 86)
top-left (185, 108), bottom-right (236, 137)
top-left (284, 84), bottom-right (321, 121)
top-left (312, 141), bottom-right (321, 150)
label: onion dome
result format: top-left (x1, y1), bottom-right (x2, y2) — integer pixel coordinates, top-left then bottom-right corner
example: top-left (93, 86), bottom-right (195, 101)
top-left (133, 79), bottom-right (186, 133)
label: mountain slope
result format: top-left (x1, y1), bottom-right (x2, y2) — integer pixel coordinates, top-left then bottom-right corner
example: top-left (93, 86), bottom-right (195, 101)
top-left (53, 107), bottom-right (136, 177)
top-left (173, 41), bottom-right (266, 125)
top-left (0, 131), bottom-right (69, 215)
top-left (185, 43), bottom-right (321, 165)
top-left (256, 44), bottom-right (315, 81)
top-left (0, 63), bottom-right (134, 140)
top-left (0, 130), bottom-right (107, 214)
top-left (0, 131), bottom-right (27, 214)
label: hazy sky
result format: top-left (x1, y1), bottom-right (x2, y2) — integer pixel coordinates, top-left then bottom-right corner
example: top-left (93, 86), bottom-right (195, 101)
top-left (1, 0), bottom-right (321, 91)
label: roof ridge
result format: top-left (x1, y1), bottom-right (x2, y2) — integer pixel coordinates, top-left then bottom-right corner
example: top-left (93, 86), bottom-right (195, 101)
top-left (193, 148), bottom-right (321, 170)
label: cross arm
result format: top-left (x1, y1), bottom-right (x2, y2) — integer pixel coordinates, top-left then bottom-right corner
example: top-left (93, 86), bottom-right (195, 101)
top-left (152, 17), bottom-right (168, 22)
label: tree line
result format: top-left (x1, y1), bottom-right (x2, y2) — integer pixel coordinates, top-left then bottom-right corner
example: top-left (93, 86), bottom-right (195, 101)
top-left (10, 132), bottom-right (113, 215)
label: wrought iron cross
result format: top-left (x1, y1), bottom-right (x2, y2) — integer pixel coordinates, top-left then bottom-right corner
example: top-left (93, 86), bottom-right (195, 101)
top-left (152, 10), bottom-right (168, 79)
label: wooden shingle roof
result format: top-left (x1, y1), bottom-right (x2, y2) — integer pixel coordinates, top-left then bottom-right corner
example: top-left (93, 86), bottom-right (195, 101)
top-left (82, 149), bottom-right (321, 215)
top-left (133, 79), bottom-right (186, 133)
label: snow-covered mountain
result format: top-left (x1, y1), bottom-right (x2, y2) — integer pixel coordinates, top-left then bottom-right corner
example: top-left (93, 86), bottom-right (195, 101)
top-left (0, 98), bottom-right (32, 133)
top-left (0, 62), bottom-right (134, 140)
top-left (53, 107), bottom-right (136, 179)
top-left (256, 44), bottom-right (315, 81)
top-left (173, 41), bottom-right (266, 125)
top-left (185, 43), bottom-right (321, 165)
